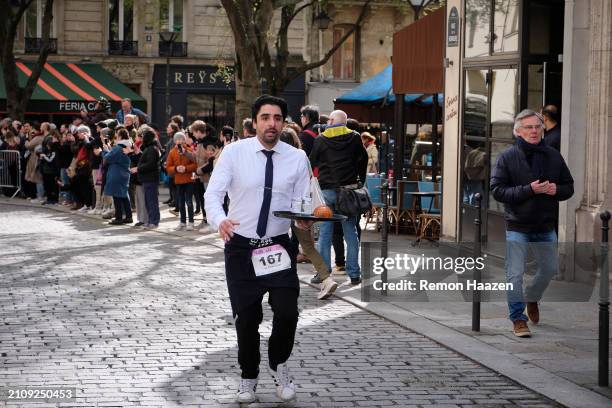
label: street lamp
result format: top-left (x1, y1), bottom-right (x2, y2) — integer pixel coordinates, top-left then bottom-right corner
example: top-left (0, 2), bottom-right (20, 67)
top-left (159, 30), bottom-right (180, 128)
top-left (313, 10), bottom-right (332, 30)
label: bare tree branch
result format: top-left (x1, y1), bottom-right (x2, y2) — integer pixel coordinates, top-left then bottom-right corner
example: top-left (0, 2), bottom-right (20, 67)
top-left (292, 0), bottom-right (372, 78)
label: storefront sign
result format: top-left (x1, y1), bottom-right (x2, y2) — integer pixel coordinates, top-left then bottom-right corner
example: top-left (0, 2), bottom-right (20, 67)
top-left (448, 7), bottom-right (459, 47)
top-left (58, 101), bottom-right (99, 112)
top-left (153, 65), bottom-right (235, 91)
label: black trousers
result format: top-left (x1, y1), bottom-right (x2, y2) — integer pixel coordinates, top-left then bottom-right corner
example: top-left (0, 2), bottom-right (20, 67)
top-left (193, 179), bottom-right (204, 213)
top-left (42, 173), bottom-right (59, 203)
top-left (235, 287), bottom-right (299, 379)
top-left (113, 196), bottom-right (132, 220)
top-left (72, 173), bottom-right (93, 207)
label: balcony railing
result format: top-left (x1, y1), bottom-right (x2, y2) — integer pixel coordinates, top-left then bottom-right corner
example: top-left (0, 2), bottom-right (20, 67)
top-left (24, 37), bottom-right (57, 54)
top-left (158, 41), bottom-right (188, 58)
top-left (108, 40), bottom-right (138, 56)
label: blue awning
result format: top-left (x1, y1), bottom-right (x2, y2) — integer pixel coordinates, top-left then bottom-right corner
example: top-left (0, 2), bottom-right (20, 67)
top-left (334, 65), bottom-right (443, 106)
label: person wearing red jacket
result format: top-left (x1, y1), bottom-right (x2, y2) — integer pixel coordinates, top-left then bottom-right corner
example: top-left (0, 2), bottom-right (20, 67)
top-left (165, 132), bottom-right (197, 230)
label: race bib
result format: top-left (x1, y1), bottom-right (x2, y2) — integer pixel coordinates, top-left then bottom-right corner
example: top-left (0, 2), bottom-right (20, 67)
top-left (251, 244), bottom-right (291, 277)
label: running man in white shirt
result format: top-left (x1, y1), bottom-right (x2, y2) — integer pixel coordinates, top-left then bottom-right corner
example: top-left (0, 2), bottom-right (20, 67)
top-left (204, 95), bottom-right (312, 403)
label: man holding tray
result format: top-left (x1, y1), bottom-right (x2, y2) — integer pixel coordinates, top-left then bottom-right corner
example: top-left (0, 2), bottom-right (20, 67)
top-left (204, 95), bottom-right (311, 403)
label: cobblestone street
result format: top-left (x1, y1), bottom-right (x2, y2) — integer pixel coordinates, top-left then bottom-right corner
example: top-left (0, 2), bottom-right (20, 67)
top-left (0, 203), bottom-right (562, 407)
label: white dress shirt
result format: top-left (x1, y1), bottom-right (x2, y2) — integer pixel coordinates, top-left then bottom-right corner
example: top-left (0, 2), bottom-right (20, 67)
top-left (204, 136), bottom-right (311, 239)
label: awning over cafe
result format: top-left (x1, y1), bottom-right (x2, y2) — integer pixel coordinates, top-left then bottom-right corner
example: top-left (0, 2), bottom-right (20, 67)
top-left (0, 62), bottom-right (146, 114)
top-left (392, 7), bottom-right (445, 94)
top-left (333, 65), bottom-right (443, 123)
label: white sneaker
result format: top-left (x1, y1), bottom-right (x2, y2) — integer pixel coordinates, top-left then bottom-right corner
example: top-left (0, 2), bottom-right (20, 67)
top-left (94, 208), bottom-right (104, 215)
top-left (236, 378), bottom-right (258, 403)
top-left (270, 362), bottom-right (296, 402)
top-left (78, 206), bottom-right (90, 212)
top-left (318, 276), bottom-right (338, 300)
top-left (87, 208), bottom-right (97, 215)
top-left (174, 223), bottom-right (186, 231)
top-left (186, 223), bottom-right (194, 231)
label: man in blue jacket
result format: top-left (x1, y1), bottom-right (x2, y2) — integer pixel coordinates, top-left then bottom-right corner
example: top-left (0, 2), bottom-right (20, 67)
top-left (490, 109), bottom-right (574, 338)
top-left (116, 98), bottom-right (149, 124)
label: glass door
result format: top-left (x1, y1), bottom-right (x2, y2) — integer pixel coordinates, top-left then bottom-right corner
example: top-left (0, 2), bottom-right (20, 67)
top-left (460, 66), bottom-right (518, 255)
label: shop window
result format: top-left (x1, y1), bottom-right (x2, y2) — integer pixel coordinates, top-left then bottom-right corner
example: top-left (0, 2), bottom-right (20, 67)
top-left (465, 0), bottom-right (491, 58)
top-left (187, 94), bottom-right (235, 129)
top-left (464, 69), bottom-right (488, 138)
top-left (489, 68), bottom-right (517, 140)
top-left (488, 141), bottom-right (513, 212)
top-left (493, 0), bottom-right (519, 54)
top-left (462, 139), bottom-right (487, 207)
top-left (160, 0), bottom-right (184, 41)
top-left (465, 0), bottom-right (519, 58)
top-left (332, 25), bottom-right (357, 81)
top-left (527, 64), bottom-right (544, 110)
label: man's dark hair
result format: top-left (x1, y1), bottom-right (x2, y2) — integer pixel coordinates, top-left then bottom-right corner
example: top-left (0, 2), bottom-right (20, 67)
top-left (167, 122), bottom-right (180, 136)
top-left (116, 128), bottom-right (130, 140)
top-left (221, 125), bottom-right (234, 138)
top-left (170, 115), bottom-right (184, 129)
top-left (251, 94), bottom-right (288, 121)
top-left (242, 118), bottom-right (256, 135)
top-left (300, 105), bottom-right (319, 125)
top-left (346, 118), bottom-right (361, 132)
top-left (541, 104), bottom-right (559, 124)
top-left (319, 114), bottom-right (329, 125)
top-left (204, 123), bottom-right (217, 137)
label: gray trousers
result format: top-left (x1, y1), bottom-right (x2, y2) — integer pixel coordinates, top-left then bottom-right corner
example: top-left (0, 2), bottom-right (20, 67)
top-left (135, 185), bottom-right (149, 224)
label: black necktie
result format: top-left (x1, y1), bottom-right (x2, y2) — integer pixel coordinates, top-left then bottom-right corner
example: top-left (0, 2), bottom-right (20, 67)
top-left (256, 150), bottom-right (274, 237)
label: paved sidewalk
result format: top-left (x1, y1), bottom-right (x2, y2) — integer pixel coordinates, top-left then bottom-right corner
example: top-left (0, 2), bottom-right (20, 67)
top-left (295, 226), bottom-right (612, 408)
top-left (0, 199), bottom-right (568, 407)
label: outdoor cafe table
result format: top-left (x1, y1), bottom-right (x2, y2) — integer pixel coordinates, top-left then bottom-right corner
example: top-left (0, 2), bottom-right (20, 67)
top-left (410, 191), bottom-right (442, 246)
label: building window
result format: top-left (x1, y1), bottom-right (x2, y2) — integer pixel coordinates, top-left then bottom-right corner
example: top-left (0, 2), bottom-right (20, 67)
top-left (464, 0), bottom-right (519, 58)
top-left (109, 0), bottom-right (134, 42)
top-left (23, 0), bottom-right (57, 54)
top-left (160, 0), bottom-right (184, 41)
top-left (108, 0), bottom-right (137, 55)
top-left (332, 25), bottom-right (357, 81)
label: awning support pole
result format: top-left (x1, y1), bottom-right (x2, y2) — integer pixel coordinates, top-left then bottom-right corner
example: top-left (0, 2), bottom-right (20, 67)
top-left (393, 94), bottom-right (405, 180)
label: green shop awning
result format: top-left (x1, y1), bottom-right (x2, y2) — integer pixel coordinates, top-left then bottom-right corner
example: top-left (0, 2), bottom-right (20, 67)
top-left (0, 62), bottom-right (146, 114)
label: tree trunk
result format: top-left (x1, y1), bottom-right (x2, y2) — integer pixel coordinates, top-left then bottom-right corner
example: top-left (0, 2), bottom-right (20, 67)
top-left (0, 0), bottom-right (54, 121)
top-left (234, 53), bottom-right (262, 133)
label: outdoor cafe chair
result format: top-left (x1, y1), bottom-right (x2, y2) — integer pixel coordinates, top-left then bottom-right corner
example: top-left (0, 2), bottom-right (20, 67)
top-left (417, 181), bottom-right (442, 241)
top-left (394, 180), bottom-right (419, 235)
top-left (364, 174), bottom-right (383, 229)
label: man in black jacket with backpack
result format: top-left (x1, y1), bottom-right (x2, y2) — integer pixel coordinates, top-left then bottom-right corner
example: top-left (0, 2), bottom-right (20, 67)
top-left (310, 110), bottom-right (368, 286)
top-left (490, 109), bottom-right (573, 338)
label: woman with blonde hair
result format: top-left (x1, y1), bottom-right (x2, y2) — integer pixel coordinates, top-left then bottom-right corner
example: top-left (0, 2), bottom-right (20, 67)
top-left (361, 132), bottom-right (378, 174)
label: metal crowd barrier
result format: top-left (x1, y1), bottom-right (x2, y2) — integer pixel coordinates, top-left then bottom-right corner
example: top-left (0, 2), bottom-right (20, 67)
top-left (0, 150), bottom-right (22, 198)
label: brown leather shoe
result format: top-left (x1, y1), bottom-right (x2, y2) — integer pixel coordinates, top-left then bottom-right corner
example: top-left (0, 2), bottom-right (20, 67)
top-left (527, 302), bottom-right (539, 324)
top-left (513, 320), bottom-right (531, 338)
top-left (296, 253), bottom-right (311, 264)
